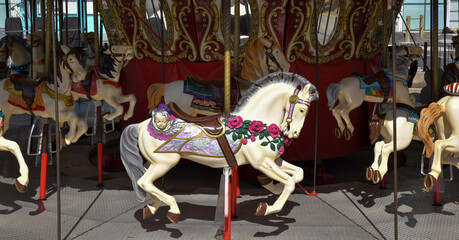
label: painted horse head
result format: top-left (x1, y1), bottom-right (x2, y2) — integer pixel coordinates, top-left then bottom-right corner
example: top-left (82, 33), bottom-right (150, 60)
top-left (81, 32), bottom-right (95, 46)
top-left (396, 45), bottom-right (423, 62)
top-left (26, 32), bottom-right (43, 48)
top-left (58, 45), bottom-right (88, 82)
top-left (98, 44), bottom-right (134, 81)
top-left (241, 37), bottom-right (290, 81)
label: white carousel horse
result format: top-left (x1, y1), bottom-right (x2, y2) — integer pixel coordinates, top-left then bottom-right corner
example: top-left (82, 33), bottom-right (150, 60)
top-left (0, 35), bottom-right (31, 75)
top-left (71, 45), bottom-right (137, 121)
top-left (327, 45), bottom-right (423, 140)
top-left (120, 72), bottom-right (318, 223)
top-left (0, 110), bottom-right (28, 193)
top-left (81, 32), bottom-right (97, 71)
top-left (26, 33), bottom-right (46, 79)
top-left (418, 95), bottom-right (459, 191)
top-left (365, 104), bottom-right (434, 184)
top-left (0, 45), bottom-right (88, 147)
top-left (146, 37), bottom-right (290, 115)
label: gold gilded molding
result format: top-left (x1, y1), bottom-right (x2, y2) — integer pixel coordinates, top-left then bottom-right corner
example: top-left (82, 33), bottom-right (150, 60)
top-left (174, 0), bottom-right (198, 61)
top-left (285, 0), bottom-right (310, 62)
top-left (261, 0), bottom-right (287, 46)
top-left (100, 1), bottom-right (130, 45)
top-left (194, 0), bottom-right (224, 61)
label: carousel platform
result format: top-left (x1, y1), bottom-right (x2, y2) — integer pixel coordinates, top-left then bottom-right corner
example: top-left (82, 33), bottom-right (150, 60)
top-left (1, 114), bottom-right (459, 240)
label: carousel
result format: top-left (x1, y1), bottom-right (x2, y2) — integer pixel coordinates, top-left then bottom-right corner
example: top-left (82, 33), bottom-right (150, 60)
top-left (0, 0), bottom-right (458, 239)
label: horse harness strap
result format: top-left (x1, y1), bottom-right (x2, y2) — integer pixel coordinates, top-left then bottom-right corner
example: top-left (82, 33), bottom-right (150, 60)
top-left (264, 42), bottom-right (281, 70)
top-left (286, 88), bottom-right (310, 126)
top-left (167, 102), bottom-right (238, 167)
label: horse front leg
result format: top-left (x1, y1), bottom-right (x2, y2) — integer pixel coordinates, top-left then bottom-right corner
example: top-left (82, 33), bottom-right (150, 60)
top-left (116, 94), bottom-right (136, 121)
top-left (331, 101), bottom-right (346, 139)
top-left (103, 96), bottom-right (124, 121)
top-left (0, 136), bottom-right (29, 192)
top-left (254, 158), bottom-right (295, 216)
top-left (367, 140), bottom-right (384, 181)
top-left (424, 136), bottom-right (459, 191)
top-left (258, 158), bottom-right (304, 195)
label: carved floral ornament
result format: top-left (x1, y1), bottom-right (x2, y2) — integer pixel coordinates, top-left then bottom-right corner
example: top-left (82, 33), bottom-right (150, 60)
top-left (100, 0), bottom-right (401, 64)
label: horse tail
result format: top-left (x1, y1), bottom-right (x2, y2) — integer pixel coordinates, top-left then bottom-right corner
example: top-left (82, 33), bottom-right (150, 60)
top-left (417, 102), bottom-right (444, 158)
top-left (120, 123), bottom-right (146, 202)
top-left (147, 83), bottom-right (165, 114)
top-left (326, 83), bottom-right (341, 110)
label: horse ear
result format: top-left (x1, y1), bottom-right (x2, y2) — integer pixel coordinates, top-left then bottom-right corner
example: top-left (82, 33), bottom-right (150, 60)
top-left (61, 45), bottom-right (71, 55)
top-left (260, 37), bottom-right (272, 47)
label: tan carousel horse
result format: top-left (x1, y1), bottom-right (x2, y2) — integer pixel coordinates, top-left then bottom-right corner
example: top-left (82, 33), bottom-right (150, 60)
top-left (327, 45), bottom-right (423, 140)
top-left (146, 37), bottom-right (290, 115)
top-left (0, 35), bottom-right (31, 76)
top-left (26, 33), bottom-right (46, 79)
top-left (418, 95), bottom-right (459, 191)
top-left (81, 32), bottom-right (97, 71)
top-left (71, 45), bottom-right (137, 121)
top-left (120, 72), bottom-right (318, 223)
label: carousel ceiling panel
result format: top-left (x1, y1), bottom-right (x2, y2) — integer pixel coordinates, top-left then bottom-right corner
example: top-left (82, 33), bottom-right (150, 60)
top-left (105, 0), bottom-right (402, 64)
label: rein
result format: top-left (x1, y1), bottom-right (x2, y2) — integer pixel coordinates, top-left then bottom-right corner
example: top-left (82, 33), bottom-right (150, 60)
top-left (264, 42), bottom-right (281, 70)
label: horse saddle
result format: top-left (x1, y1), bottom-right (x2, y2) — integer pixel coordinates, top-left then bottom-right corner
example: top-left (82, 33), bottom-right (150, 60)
top-left (167, 102), bottom-right (238, 167)
top-left (354, 71), bottom-right (391, 103)
top-left (10, 73), bottom-right (42, 115)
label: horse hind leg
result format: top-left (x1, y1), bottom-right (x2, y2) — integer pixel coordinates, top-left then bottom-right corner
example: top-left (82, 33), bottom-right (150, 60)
top-left (137, 154), bottom-right (181, 223)
top-left (340, 98), bottom-right (363, 140)
top-left (331, 100), bottom-right (347, 139)
top-left (121, 94), bottom-right (136, 121)
top-left (367, 140), bottom-right (385, 181)
top-left (257, 158), bottom-right (304, 195)
top-left (0, 137), bottom-right (29, 192)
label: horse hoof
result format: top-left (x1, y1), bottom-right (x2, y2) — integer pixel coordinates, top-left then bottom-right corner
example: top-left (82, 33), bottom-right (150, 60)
top-left (14, 179), bottom-right (27, 193)
top-left (365, 167), bottom-right (374, 181)
top-left (143, 205), bottom-right (153, 219)
top-left (423, 174), bottom-right (436, 191)
top-left (334, 128), bottom-right (341, 139)
top-left (167, 212), bottom-right (180, 224)
top-left (344, 129), bottom-right (352, 140)
top-left (372, 171), bottom-right (381, 184)
top-left (255, 202), bottom-right (267, 216)
top-left (257, 175), bottom-right (272, 186)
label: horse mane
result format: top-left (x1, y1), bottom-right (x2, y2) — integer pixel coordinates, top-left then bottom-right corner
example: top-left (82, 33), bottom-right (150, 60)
top-left (240, 38), bottom-right (265, 81)
top-left (234, 72), bottom-right (315, 113)
top-left (99, 51), bottom-right (116, 78)
top-left (407, 60), bottom-right (418, 88)
top-left (0, 35), bottom-right (29, 51)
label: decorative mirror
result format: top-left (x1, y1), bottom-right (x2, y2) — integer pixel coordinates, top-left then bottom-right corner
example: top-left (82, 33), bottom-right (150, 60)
top-left (230, 0), bottom-right (252, 46)
top-left (317, 0), bottom-right (340, 46)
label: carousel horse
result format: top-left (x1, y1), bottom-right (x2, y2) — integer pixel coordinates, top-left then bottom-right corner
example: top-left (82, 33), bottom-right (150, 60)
top-left (365, 103), bottom-right (435, 184)
top-left (26, 33), bottom-right (46, 79)
top-left (81, 32), bottom-right (97, 71)
top-left (146, 37), bottom-right (290, 115)
top-left (0, 44), bottom-right (10, 79)
top-left (0, 109), bottom-right (29, 193)
top-left (120, 72), bottom-right (318, 222)
top-left (418, 94), bottom-right (459, 191)
top-left (0, 44), bottom-right (88, 146)
top-left (71, 45), bottom-right (137, 121)
top-left (327, 45), bottom-right (423, 140)
top-left (439, 35), bottom-right (459, 98)
top-left (0, 35), bottom-right (31, 75)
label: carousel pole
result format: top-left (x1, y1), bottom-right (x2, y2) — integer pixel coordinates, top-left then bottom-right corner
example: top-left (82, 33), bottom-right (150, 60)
top-left (310, 0), bottom-right (319, 196)
top-left (432, 0), bottom-right (441, 206)
top-left (93, 0), bottom-right (103, 186)
top-left (222, 0), bottom-right (232, 239)
top-left (93, 0), bottom-right (99, 65)
top-left (65, 0), bottom-right (68, 45)
top-left (379, 0), bottom-right (389, 189)
top-left (58, 0), bottom-right (63, 42)
top-left (390, 0), bottom-right (399, 239)
top-left (231, 0), bottom-right (241, 217)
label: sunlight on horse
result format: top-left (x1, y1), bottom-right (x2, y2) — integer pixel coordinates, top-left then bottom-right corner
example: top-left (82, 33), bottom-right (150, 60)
top-left (146, 37), bottom-right (290, 115)
top-left (327, 45), bottom-right (423, 140)
top-left (121, 72), bottom-right (318, 222)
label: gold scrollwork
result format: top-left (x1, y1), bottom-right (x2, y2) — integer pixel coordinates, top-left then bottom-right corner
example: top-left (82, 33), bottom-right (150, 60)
top-left (194, 0), bottom-right (224, 61)
top-left (286, 0), bottom-right (310, 62)
top-left (100, 1), bottom-right (130, 45)
top-left (174, 1), bottom-right (198, 61)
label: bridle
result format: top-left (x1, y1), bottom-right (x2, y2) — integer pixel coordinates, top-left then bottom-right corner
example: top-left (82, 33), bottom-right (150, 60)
top-left (403, 46), bottom-right (420, 62)
top-left (284, 86), bottom-right (311, 130)
top-left (264, 42), bottom-right (281, 70)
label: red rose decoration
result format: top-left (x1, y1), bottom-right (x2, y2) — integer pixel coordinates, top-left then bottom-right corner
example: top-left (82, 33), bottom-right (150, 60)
top-left (228, 116), bottom-right (243, 129)
top-left (279, 146), bottom-right (285, 154)
top-left (267, 124), bottom-right (281, 138)
top-left (241, 138), bottom-right (248, 145)
top-left (249, 120), bottom-right (264, 133)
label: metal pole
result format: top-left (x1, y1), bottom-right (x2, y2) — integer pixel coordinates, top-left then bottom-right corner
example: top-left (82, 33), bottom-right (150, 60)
top-left (160, 0), bottom-right (164, 84)
top-left (93, 0), bottom-right (99, 66)
top-left (65, 0), bottom-right (68, 45)
top-left (382, 0), bottom-right (389, 68)
top-left (311, 0), bottom-right (319, 195)
top-left (5, 0), bottom-right (9, 18)
top-left (233, 0), bottom-right (240, 77)
top-left (40, 0), bottom-right (45, 38)
top-left (390, 1), bottom-right (398, 239)
top-left (25, 0), bottom-right (29, 31)
top-left (443, 0), bottom-right (447, 69)
top-left (432, 0), bottom-right (439, 101)
top-left (32, 0), bottom-right (36, 33)
top-left (58, 0), bottom-right (63, 42)
top-left (50, 0), bottom-right (62, 237)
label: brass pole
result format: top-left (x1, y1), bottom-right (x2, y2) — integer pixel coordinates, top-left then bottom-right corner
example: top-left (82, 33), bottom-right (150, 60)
top-left (93, 0), bottom-right (100, 66)
top-left (45, 0), bottom-right (52, 72)
top-left (432, 0), bottom-right (439, 101)
top-left (223, 0), bottom-right (231, 116)
top-left (391, 1), bottom-right (398, 239)
top-left (233, 0), bottom-right (240, 77)
top-left (382, 0), bottom-right (389, 68)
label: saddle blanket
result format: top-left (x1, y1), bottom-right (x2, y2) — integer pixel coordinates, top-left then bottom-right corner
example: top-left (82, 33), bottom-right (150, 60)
top-left (356, 71), bottom-right (407, 98)
top-left (3, 78), bottom-right (45, 111)
top-left (443, 82), bottom-right (459, 95)
top-left (71, 71), bottom-right (98, 96)
top-left (389, 103), bottom-right (435, 137)
top-left (153, 120), bottom-right (242, 157)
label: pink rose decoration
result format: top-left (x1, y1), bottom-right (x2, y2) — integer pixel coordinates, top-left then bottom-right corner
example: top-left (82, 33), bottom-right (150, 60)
top-left (278, 146), bottom-right (285, 154)
top-left (228, 116), bottom-right (243, 129)
top-left (249, 120), bottom-right (264, 133)
top-left (267, 124), bottom-right (281, 138)
top-left (284, 137), bottom-right (292, 147)
top-left (241, 138), bottom-right (248, 145)
top-left (250, 135), bottom-right (256, 142)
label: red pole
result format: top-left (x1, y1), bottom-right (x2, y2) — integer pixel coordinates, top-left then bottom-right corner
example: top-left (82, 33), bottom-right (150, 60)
top-left (97, 105), bottom-right (103, 186)
top-left (433, 178), bottom-right (441, 206)
top-left (224, 176), bottom-right (232, 240)
top-left (380, 175), bottom-right (387, 189)
top-left (39, 124), bottom-right (48, 200)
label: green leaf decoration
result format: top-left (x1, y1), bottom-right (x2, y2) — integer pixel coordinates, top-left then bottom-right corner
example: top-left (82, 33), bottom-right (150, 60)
top-left (277, 144), bottom-right (282, 150)
top-left (225, 130), bottom-right (231, 135)
top-left (273, 139), bottom-right (279, 143)
top-left (236, 129), bottom-right (242, 134)
top-left (270, 143), bottom-right (275, 151)
top-left (261, 142), bottom-right (269, 146)
top-left (232, 133), bottom-right (237, 141)
top-left (260, 135), bottom-right (264, 140)
top-left (243, 120), bottom-right (251, 124)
